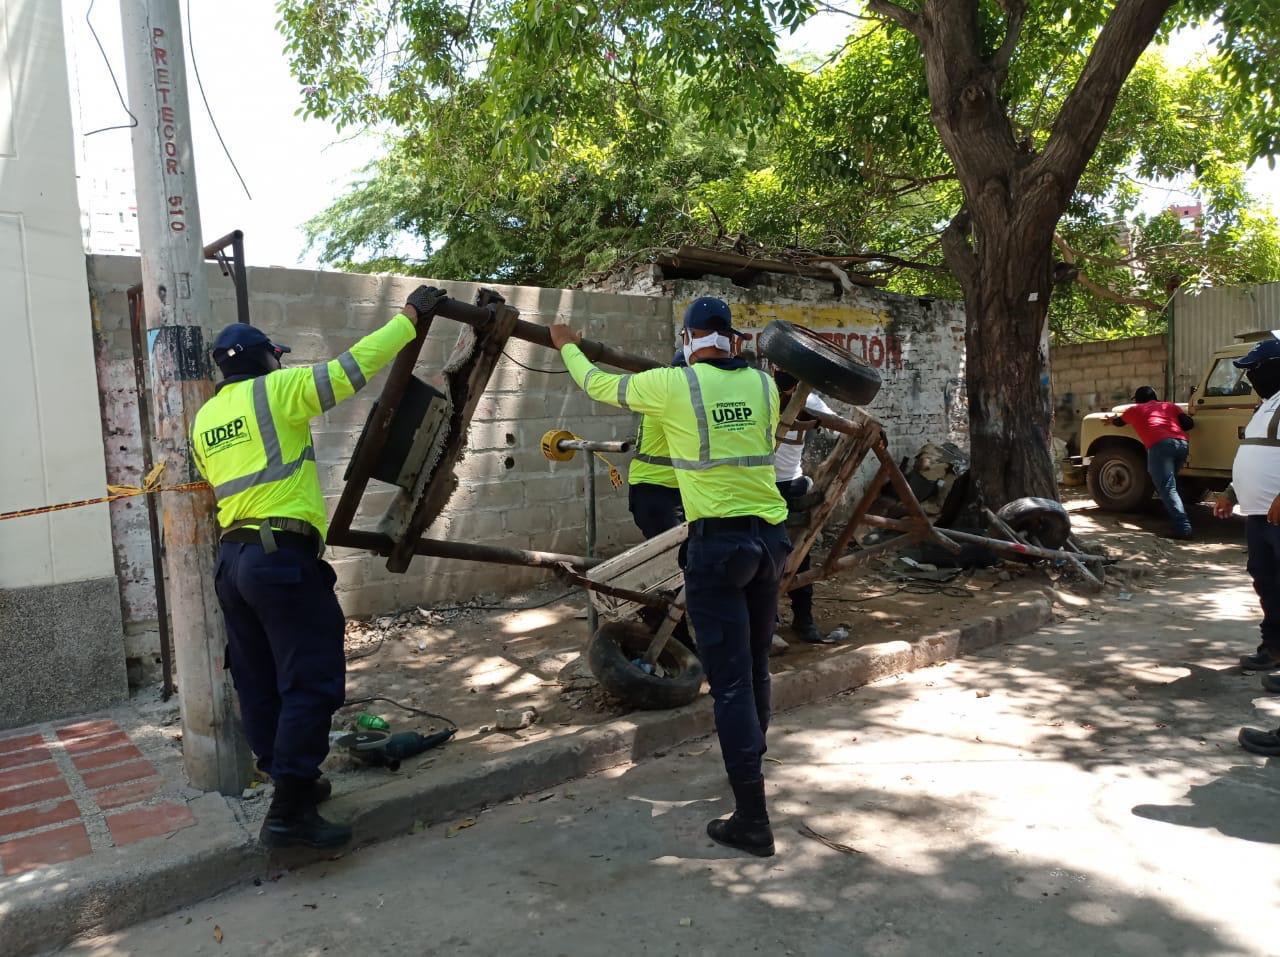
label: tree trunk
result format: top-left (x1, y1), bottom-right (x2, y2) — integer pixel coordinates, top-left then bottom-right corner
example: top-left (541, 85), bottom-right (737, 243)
top-left (961, 229), bottom-right (1057, 506)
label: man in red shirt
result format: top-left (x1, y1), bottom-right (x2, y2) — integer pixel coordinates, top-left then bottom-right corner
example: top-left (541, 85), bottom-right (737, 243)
top-left (1112, 386), bottom-right (1195, 539)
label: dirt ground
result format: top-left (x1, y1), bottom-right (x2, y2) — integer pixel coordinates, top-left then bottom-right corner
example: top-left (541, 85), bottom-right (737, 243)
top-left (325, 511), bottom-right (1120, 794)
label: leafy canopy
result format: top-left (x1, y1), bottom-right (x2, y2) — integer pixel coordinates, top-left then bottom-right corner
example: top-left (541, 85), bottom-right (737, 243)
top-left (278, 0), bottom-right (1280, 340)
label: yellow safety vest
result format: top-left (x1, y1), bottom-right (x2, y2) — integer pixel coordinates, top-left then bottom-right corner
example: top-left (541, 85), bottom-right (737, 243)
top-left (191, 314), bottom-right (416, 536)
top-left (628, 413), bottom-right (679, 489)
top-left (562, 345), bottom-right (787, 524)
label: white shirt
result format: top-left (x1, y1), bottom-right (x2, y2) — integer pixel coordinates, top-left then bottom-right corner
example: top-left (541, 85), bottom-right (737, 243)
top-left (774, 393), bottom-right (834, 482)
top-left (1233, 392), bottom-right (1280, 515)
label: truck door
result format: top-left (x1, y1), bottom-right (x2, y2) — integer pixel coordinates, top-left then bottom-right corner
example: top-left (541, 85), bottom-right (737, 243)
top-left (1188, 357), bottom-right (1257, 473)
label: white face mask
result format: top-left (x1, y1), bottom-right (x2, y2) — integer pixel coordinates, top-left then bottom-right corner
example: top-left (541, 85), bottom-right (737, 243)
top-left (682, 331), bottom-right (730, 363)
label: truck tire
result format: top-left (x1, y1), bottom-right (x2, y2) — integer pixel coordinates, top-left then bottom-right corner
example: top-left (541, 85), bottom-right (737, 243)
top-left (1086, 444), bottom-right (1152, 512)
top-left (758, 320), bottom-right (882, 407)
top-left (587, 620), bottom-right (704, 710)
top-left (997, 496), bottom-right (1072, 549)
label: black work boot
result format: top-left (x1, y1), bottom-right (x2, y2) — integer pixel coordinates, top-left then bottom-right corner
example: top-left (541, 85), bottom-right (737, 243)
top-left (304, 776), bottom-right (332, 806)
top-left (793, 616), bottom-right (830, 644)
top-left (260, 777), bottom-right (351, 850)
top-left (707, 778), bottom-right (775, 857)
top-left (1238, 726), bottom-right (1280, 756)
top-left (1239, 649), bottom-right (1280, 670)
top-left (1261, 671), bottom-right (1280, 695)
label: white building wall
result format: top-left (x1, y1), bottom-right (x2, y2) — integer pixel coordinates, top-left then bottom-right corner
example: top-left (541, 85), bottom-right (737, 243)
top-left (0, 0), bottom-right (126, 726)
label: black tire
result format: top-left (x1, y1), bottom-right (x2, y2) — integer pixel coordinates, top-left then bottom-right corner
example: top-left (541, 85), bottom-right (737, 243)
top-left (997, 497), bottom-right (1072, 549)
top-left (1086, 443), bottom-right (1152, 512)
top-left (586, 620), bottom-right (704, 710)
top-left (758, 320), bottom-right (882, 407)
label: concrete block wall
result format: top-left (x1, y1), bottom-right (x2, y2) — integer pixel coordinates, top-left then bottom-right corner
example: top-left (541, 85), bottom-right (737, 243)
top-left (89, 256), bottom-right (670, 682)
top-left (1051, 334), bottom-right (1167, 453)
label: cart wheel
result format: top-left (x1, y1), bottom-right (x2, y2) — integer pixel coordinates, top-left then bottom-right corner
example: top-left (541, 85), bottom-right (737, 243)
top-left (758, 320), bottom-right (882, 407)
top-left (587, 620), bottom-right (704, 710)
top-left (996, 497), bottom-right (1071, 549)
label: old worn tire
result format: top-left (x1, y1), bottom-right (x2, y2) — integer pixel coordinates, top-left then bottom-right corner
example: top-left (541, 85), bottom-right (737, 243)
top-left (758, 320), bottom-right (882, 406)
top-left (587, 620), bottom-right (703, 710)
top-left (997, 496), bottom-right (1072, 549)
top-left (1086, 444), bottom-right (1152, 512)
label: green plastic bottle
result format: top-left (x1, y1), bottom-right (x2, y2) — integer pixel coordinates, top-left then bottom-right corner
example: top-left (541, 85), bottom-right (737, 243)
top-left (356, 712), bottom-right (390, 731)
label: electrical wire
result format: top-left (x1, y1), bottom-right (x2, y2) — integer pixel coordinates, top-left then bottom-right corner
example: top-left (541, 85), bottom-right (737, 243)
top-left (185, 0), bottom-right (252, 200)
top-left (83, 0), bottom-right (138, 137)
top-left (502, 349), bottom-right (570, 374)
top-left (343, 695), bottom-right (457, 731)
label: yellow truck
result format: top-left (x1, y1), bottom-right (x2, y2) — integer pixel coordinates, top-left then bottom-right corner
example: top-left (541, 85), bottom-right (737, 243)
top-left (1079, 333), bottom-right (1267, 511)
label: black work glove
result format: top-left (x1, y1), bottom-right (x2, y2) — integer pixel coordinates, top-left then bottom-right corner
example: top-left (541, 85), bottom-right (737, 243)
top-left (405, 285), bottom-right (447, 319)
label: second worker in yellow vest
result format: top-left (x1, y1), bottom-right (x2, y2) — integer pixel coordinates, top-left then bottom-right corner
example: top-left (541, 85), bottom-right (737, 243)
top-left (550, 296), bottom-right (790, 857)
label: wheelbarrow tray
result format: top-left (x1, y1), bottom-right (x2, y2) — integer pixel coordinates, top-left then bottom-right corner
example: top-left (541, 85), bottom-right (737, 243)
top-left (584, 523), bottom-right (686, 621)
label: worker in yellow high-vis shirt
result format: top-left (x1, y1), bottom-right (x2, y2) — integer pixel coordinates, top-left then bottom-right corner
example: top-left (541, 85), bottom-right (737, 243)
top-left (191, 284), bottom-right (443, 850)
top-left (549, 297), bottom-right (790, 857)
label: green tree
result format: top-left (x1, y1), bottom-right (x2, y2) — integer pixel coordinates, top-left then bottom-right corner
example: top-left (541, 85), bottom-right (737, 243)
top-left (278, 0), bottom-right (1279, 504)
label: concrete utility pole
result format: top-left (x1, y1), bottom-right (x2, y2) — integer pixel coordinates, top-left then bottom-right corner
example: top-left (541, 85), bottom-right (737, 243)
top-left (119, 0), bottom-right (250, 794)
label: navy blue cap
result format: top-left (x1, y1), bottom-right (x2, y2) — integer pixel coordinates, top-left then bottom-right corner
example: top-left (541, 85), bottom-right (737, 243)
top-left (671, 349), bottom-right (687, 368)
top-left (1233, 338), bottom-right (1280, 368)
top-left (211, 323), bottom-right (290, 362)
top-left (682, 297), bottom-right (743, 336)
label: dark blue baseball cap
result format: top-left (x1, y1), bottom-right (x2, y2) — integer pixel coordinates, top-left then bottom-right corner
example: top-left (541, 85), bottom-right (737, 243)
top-left (1233, 337), bottom-right (1280, 368)
top-left (682, 297), bottom-right (743, 336)
top-left (211, 323), bottom-right (290, 363)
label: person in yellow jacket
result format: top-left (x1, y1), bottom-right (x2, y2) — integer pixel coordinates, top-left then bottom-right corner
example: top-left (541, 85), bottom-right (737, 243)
top-left (191, 284), bottom-right (442, 849)
top-left (549, 296), bottom-right (791, 857)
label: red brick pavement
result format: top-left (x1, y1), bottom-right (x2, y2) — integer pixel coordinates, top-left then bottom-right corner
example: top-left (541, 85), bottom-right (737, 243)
top-left (0, 718), bottom-right (196, 877)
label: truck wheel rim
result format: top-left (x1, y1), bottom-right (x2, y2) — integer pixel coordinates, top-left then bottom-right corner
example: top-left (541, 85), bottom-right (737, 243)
top-left (1101, 461), bottom-right (1133, 496)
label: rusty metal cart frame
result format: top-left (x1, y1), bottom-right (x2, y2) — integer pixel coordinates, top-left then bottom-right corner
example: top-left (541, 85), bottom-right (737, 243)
top-left (326, 287), bottom-right (1104, 697)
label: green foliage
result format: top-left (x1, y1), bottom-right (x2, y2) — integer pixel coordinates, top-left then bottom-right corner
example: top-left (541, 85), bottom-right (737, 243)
top-left (279, 1), bottom-right (1280, 343)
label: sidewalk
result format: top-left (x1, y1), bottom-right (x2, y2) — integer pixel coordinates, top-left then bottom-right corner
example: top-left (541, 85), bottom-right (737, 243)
top-left (0, 715), bottom-right (194, 877)
top-left (0, 533), bottom-right (1123, 955)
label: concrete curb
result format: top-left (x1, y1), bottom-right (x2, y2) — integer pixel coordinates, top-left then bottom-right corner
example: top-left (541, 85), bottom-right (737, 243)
top-left (7, 594), bottom-right (1052, 955)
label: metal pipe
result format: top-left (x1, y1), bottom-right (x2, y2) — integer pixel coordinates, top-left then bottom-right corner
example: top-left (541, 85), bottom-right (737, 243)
top-left (330, 529), bottom-right (600, 571)
top-left (127, 290), bottom-right (175, 701)
top-left (558, 439), bottom-right (634, 454)
top-left (584, 449), bottom-right (599, 635)
top-left (230, 232), bottom-right (249, 326)
top-left (940, 527), bottom-right (1105, 565)
top-left (429, 297), bottom-right (663, 374)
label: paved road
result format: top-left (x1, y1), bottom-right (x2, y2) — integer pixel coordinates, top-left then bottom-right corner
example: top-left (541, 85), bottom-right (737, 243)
top-left (71, 524), bottom-right (1280, 956)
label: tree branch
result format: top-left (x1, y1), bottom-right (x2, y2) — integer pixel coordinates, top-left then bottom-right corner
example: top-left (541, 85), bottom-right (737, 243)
top-left (940, 208), bottom-right (978, 291)
top-left (1032, 0), bottom-right (1176, 196)
top-left (866, 0), bottom-right (925, 39)
top-left (989, 0), bottom-right (1026, 87)
top-left (1054, 234), bottom-right (1161, 312)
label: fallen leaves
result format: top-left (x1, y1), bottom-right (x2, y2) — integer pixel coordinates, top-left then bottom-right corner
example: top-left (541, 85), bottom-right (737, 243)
top-left (446, 817), bottom-right (477, 838)
top-left (213, 926), bottom-right (224, 944)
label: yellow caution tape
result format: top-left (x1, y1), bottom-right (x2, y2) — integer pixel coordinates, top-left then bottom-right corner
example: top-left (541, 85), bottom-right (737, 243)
top-left (0, 462), bottom-right (210, 522)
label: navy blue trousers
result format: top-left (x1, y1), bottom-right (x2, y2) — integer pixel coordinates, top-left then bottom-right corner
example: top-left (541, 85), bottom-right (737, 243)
top-left (628, 482), bottom-right (685, 538)
top-left (628, 482), bottom-right (693, 649)
top-left (776, 478), bottom-right (814, 623)
top-left (1247, 516), bottom-right (1280, 657)
top-left (682, 519), bottom-right (791, 783)
top-left (214, 539), bottom-right (345, 781)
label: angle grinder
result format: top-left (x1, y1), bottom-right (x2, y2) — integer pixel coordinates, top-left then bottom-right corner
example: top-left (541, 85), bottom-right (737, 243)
top-left (336, 727), bottom-right (456, 771)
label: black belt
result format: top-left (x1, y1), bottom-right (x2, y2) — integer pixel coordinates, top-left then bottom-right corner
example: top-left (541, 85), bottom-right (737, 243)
top-left (689, 516), bottom-right (780, 536)
top-left (221, 517), bottom-right (323, 556)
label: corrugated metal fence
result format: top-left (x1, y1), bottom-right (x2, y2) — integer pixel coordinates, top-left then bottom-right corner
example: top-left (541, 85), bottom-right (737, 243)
top-left (1171, 282), bottom-right (1280, 399)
